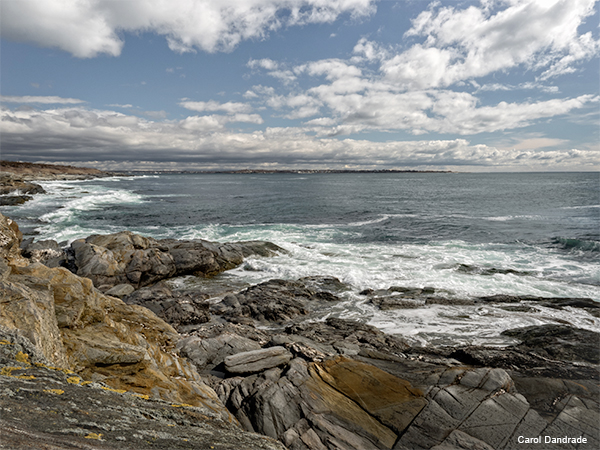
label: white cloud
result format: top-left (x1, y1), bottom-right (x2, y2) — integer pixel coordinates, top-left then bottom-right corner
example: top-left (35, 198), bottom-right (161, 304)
top-left (383, 0), bottom-right (600, 89)
top-left (508, 137), bottom-right (568, 151)
top-left (0, 0), bottom-right (376, 57)
top-left (1, 95), bottom-right (85, 104)
top-left (2, 106), bottom-right (598, 171)
top-left (242, 0), bottom-right (599, 136)
top-left (179, 100), bottom-right (254, 114)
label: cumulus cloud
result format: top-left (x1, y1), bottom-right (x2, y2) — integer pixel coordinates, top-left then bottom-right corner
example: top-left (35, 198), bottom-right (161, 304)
top-left (2, 105), bottom-right (598, 171)
top-left (388, 0), bottom-right (600, 88)
top-left (244, 0), bottom-right (599, 135)
top-left (0, 0), bottom-right (376, 57)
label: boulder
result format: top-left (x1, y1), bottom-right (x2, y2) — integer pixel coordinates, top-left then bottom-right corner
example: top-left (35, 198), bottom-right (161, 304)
top-left (161, 238), bottom-right (283, 277)
top-left (69, 231), bottom-right (284, 289)
top-left (71, 231), bottom-right (177, 289)
top-left (224, 346), bottom-right (293, 374)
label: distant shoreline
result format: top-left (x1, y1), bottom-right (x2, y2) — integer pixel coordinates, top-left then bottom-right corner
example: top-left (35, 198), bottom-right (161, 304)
top-left (0, 160), bottom-right (116, 181)
top-left (119, 168), bottom-right (455, 175)
top-left (1, 160), bottom-right (454, 179)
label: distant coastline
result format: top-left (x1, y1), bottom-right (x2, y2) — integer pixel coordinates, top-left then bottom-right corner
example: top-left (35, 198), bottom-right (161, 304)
top-left (0, 160), bottom-right (116, 180)
top-left (1, 160), bottom-right (454, 179)
top-left (117, 168), bottom-right (455, 176)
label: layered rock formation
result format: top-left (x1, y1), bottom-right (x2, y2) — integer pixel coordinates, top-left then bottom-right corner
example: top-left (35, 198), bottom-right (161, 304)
top-left (0, 326), bottom-right (285, 450)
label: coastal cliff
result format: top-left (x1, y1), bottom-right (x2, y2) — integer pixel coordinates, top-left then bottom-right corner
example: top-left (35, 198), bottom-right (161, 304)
top-left (1, 211), bottom-right (598, 449)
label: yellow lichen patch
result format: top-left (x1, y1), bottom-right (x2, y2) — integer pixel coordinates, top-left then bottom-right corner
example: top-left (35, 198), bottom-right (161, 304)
top-left (33, 362), bottom-right (76, 375)
top-left (171, 403), bottom-right (194, 408)
top-left (15, 351), bottom-right (30, 365)
top-left (100, 386), bottom-right (127, 394)
top-left (66, 376), bottom-right (82, 384)
top-left (0, 339), bottom-right (14, 345)
top-left (44, 389), bottom-right (65, 395)
top-left (0, 366), bottom-right (36, 380)
top-left (84, 433), bottom-right (103, 440)
top-left (132, 393), bottom-right (150, 400)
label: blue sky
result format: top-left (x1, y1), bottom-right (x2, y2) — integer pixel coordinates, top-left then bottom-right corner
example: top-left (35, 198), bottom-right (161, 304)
top-left (1, 0), bottom-right (599, 171)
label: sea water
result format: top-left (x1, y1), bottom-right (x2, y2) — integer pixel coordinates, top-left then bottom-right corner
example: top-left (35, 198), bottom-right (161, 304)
top-left (4, 172), bottom-right (599, 346)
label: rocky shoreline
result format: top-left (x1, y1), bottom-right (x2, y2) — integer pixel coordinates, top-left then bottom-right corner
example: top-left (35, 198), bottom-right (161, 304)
top-left (1, 209), bottom-right (599, 449)
top-left (0, 160), bottom-right (118, 206)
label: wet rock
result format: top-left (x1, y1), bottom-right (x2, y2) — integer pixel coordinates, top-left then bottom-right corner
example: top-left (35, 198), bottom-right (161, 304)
top-left (0, 173), bottom-right (46, 195)
top-left (225, 346), bottom-right (293, 374)
top-left (286, 317), bottom-right (410, 358)
top-left (0, 195), bottom-right (33, 205)
top-left (212, 278), bottom-right (342, 324)
top-left (161, 239), bottom-right (283, 277)
top-left (363, 286), bottom-right (471, 310)
top-left (21, 239), bottom-right (67, 268)
top-left (476, 295), bottom-right (598, 316)
top-left (502, 324), bottom-right (600, 364)
top-left (440, 324), bottom-right (600, 380)
top-left (369, 296), bottom-right (425, 309)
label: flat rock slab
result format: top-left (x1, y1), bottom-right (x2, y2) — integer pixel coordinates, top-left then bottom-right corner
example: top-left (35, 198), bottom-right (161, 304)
top-left (225, 346), bottom-right (292, 374)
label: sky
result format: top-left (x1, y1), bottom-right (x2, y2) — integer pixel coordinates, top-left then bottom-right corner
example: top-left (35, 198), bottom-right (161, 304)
top-left (1, 0), bottom-right (599, 172)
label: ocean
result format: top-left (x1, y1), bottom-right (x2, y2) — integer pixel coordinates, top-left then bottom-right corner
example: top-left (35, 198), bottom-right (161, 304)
top-left (4, 172), bottom-right (599, 347)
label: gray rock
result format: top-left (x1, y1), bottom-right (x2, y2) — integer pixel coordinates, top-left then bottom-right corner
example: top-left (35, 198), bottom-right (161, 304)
top-left (225, 346), bottom-right (293, 374)
top-left (431, 430), bottom-right (495, 450)
top-left (104, 283), bottom-right (135, 298)
top-left (212, 278), bottom-right (342, 324)
top-left (123, 282), bottom-right (210, 330)
top-left (178, 333), bottom-right (262, 372)
top-left (68, 231), bottom-right (284, 290)
top-left (0, 195), bottom-right (33, 206)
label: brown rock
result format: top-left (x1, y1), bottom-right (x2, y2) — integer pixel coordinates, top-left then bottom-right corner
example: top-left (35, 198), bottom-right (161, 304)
top-left (313, 356), bottom-right (427, 435)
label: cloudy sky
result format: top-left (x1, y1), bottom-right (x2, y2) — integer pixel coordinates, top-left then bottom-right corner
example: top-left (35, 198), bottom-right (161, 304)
top-left (1, 0), bottom-right (598, 172)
